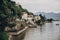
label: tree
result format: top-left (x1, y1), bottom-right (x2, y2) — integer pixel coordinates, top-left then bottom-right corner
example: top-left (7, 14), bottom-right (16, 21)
top-left (0, 32), bottom-right (9, 40)
top-left (47, 18), bottom-right (53, 22)
top-left (39, 14), bottom-right (46, 22)
top-left (8, 22), bottom-right (16, 29)
top-left (0, 13), bottom-right (8, 32)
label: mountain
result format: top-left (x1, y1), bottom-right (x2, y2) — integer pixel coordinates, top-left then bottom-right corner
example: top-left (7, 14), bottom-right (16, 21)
top-left (35, 12), bottom-right (60, 20)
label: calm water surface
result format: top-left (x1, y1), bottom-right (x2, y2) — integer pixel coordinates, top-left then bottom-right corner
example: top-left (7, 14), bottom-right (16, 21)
top-left (23, 21), bottom-right (60, 40)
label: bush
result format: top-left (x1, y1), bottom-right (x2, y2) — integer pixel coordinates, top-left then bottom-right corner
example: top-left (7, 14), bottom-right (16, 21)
top-left (35, 20), bottom-right (41, 25)
top-left (8, 22), bottom-right (16, 28)
top-left (0, 32), bottom-right (9, 40)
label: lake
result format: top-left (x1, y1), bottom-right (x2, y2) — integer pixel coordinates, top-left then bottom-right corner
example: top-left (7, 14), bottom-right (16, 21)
top-left (23, 21), bottom-right (60, 40)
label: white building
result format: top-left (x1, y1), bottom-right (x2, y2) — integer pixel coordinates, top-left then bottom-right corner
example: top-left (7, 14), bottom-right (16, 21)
top-left (34, 15), bottom-right (41, 21)
top-left (22, 12), bottom-right (33, 21)
top-left (22, 12), bottom-right (28, 20)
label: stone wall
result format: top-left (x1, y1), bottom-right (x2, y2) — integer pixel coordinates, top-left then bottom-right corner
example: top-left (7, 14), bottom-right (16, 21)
top-left (8, 27), bottom-right (28, 40)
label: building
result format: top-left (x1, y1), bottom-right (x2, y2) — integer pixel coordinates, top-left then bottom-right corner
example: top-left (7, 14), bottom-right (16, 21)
top-left (27, 14), bottom-right (33, 21)
top-left (22, 12), bottom-right (28, 20)
top-left (21, 12), bottom-right (33, 22)
top-left (34, 15), bottom-right (41, 21)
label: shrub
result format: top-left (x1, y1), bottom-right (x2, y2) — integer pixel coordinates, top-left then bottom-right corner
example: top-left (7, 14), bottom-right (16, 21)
top-left (8, 22), bottom-right (16, 28)
top-left (0, 32), bottom-right (9, 40)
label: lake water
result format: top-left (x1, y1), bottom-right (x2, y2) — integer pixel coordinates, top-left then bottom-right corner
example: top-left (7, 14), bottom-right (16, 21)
top-left (23, 21), bottom-right (60, 40)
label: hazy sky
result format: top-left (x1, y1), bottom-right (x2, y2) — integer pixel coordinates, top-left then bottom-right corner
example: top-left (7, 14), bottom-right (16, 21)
top-left (12, 0), bottom-right (60, 13)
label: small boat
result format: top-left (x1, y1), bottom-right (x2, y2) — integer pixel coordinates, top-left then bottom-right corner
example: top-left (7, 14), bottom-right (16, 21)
top-left (56, 24), bottom-right (59, 25)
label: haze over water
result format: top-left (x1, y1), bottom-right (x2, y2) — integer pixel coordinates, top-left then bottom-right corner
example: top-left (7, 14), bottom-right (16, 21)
top-left (23, 21), bottom-right (60, 40)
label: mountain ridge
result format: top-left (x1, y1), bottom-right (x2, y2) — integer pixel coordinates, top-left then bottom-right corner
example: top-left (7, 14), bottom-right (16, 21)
top-left (35, 12), bottom-right (60, 20)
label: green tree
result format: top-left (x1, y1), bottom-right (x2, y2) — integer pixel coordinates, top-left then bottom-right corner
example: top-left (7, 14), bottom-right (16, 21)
top-left (47, 18), bottom-right (53, 22)
top-left (0, 32), bottom-right (9, 40)
top-left (39, 14), bottom-right (46, 22)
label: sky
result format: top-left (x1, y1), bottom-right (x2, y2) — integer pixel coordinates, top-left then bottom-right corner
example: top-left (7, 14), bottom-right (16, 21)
top-left (12, 0), bottom-right (60, 13)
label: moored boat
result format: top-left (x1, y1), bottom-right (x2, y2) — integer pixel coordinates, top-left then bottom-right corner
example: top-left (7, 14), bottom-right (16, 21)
top-left (56, 24), bottom-right (59, 25)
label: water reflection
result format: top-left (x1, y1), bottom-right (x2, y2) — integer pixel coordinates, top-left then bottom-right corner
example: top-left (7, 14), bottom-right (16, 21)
top-left (40, 26), bottom-right (42, 32)
top-left (23, 21), bottom-right (60, 40)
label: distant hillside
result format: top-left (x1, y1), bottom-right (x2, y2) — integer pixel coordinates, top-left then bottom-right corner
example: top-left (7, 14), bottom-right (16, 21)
top-left (35, 12), bottom-right (60, 20)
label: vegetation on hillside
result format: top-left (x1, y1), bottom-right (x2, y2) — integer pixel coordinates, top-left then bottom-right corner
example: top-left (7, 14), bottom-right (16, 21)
top-left (0, 0), bottom-right (31, 40)
top-left (0, 0), bottom-right (30, 32)
top-left (0, 32), bottom-right (9, 40)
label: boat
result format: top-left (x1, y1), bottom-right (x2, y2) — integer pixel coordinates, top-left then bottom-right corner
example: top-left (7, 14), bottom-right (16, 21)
top-left (56, 24), bottom-right (59, 25)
